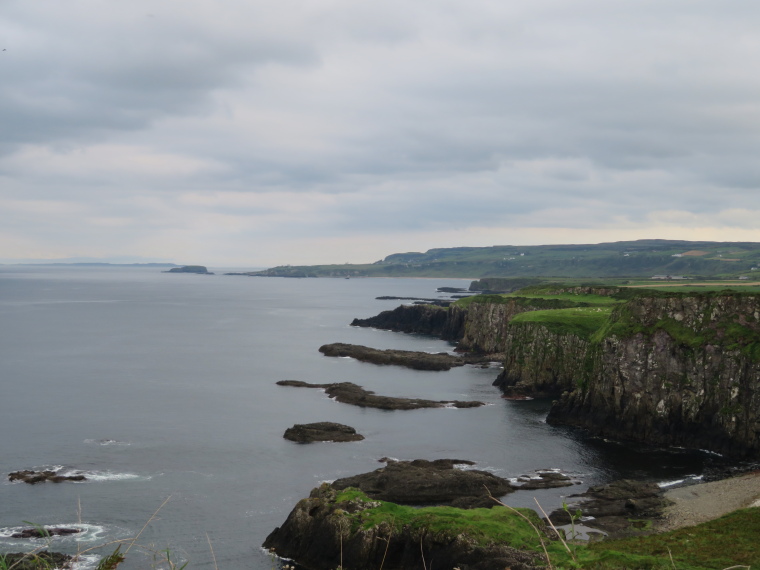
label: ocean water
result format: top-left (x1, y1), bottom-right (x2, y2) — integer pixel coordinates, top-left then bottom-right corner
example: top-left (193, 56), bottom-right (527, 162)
top-left (0, 266), bottom-right (709, 569)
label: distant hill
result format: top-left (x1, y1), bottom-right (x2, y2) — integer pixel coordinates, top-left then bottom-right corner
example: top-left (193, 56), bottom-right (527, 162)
top-left (252, 240), bottom-right (760, 279)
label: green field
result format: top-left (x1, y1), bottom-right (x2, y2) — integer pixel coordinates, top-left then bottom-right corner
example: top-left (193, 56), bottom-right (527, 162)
top-left (252, 239), bottom-right (760, 280)
top-left (332, 489), bottom-right (760, 570)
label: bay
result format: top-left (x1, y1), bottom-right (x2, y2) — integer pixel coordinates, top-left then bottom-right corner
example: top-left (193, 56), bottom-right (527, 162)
top-left (0, 266), bottom-right (707, 569)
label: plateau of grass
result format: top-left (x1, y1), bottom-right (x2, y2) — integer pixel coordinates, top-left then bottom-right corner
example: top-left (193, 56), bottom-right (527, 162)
top-left (334, 488), bottom-right (567, 557)
top-left (510, 307), bottom-right (614, 340)
top-left (334, 489), bottom-right (760, 570)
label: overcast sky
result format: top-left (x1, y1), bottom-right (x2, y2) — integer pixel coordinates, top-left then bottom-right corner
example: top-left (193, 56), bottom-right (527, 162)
top-left (1, 0), bottom-right (759, 266)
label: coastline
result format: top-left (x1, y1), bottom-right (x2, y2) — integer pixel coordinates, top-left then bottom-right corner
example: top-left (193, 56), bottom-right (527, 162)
top-left (658, 471), bottom-right (760, 531)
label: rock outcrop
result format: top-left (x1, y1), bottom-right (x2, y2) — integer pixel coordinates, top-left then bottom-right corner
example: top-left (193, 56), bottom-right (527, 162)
top-left (319, 343), bottom-right (493, 371)
top-left (8, 470), bottom-right (87, 484)
top-left (548, 479), bottom-right (672, 538)
top-left (351, 304), bottom-right (461, 339)
top-left (11, 527), bottom-right (83, 539)
top-left (263, 483), bottom-right (547, 570)
top-left (284, 422), bottom-right (365, 443)
top-left (276, 380), bottom-right (485, 409)
top-left (331, 459), bottom-right (513, 507)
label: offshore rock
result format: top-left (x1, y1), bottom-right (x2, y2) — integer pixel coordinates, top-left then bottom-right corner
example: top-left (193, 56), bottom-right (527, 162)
top-left (8, 470), bottom-right (87, 484)
top-left (318, 342), bottom-right (492, 371)
top-left (331, 458), bottom-right (514, 506)
top-left (263, 484), bottom-right (545, 570)
top-left (276, 380), bottom-right (485, 409)
top-left (283, 422), bottom-right (365, 443)
top-left (11, 527), bottom-right (83, 539)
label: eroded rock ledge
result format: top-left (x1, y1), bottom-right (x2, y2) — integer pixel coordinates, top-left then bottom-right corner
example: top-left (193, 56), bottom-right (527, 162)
top-left (319, 343), bottom-right (496, 371)
top-left (276, 380), bottom-right (485, 409)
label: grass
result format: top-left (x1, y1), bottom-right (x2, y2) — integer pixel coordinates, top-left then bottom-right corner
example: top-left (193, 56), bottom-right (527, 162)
top-left (510, 307), bottom-right (614, 340)
top-left (334, 488), bottom-right (760, 570)
top-left (585, 508), bottom-right (760, 569)
top-left (334, 488), bottom-right (569, 559)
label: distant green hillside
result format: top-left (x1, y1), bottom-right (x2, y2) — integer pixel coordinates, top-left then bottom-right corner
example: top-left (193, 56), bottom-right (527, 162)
top-left (252, 239), bottom-right (760, 279)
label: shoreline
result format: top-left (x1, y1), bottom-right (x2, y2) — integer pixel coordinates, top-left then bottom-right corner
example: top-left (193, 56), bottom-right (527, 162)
top-left (657, 471), bottom-right (760, 532)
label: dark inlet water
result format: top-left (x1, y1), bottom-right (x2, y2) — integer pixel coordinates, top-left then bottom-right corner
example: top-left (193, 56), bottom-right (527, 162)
top-left (0, 267), bottom-right (709, 569)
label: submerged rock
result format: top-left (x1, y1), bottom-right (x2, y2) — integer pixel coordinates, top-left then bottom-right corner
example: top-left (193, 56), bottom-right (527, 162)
top-left (276, 380), bottom-right (485, 409)
top-left (284, 422), bottom-right (365, 443)
top-left (8, 470), bottom-right (87, 484)
top-left (331, 458), bottom-right (514, 506)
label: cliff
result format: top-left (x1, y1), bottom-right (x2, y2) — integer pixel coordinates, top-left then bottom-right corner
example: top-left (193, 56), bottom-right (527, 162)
top-left (353, 289), bottom-right (760, 458)
top-left (351, 304), bottom-right (461, 340)
top-left (547, 293), bottom-right (760, 459)
top-left (493, 323), bottom-right (591, 398)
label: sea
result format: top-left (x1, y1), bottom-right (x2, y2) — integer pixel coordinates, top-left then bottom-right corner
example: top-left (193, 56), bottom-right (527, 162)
top-left (0, 266), bottom-right (711, 569)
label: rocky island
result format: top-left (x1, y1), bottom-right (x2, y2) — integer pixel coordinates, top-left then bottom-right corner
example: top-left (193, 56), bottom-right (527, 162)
top-left (165, 265), bottom-right (213, 274)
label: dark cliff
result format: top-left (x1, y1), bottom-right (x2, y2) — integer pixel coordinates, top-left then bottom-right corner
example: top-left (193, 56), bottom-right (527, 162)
top-left (547, 293), bottom-right (760, 458)
top-left (351, 304), bottom-right (463, 340)
top-left (353, 289), bottom-right (760, 458)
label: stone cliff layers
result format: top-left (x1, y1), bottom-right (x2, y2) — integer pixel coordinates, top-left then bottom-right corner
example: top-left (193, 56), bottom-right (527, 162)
top-left (353, 288), bottom-right (760, 459)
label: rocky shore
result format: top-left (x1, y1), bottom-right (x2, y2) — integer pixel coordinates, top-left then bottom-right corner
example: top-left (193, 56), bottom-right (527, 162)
top-left (658, 471), bottom-right (760, 531)
top-left (319, 342), bottom-right (497, 371)
top-left (276, 380), bottom-right (485, 409)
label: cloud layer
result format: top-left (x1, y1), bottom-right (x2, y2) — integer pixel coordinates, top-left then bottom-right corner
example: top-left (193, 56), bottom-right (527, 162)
top-left (2, 0), bottom-right (759, 265)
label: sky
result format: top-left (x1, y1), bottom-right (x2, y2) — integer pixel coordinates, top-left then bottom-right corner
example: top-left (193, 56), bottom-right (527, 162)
top-left (2, 0), bottom-right (760, 267)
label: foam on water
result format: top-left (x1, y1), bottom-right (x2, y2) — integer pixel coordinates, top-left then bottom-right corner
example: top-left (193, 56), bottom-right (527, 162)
top-left (56, 468), bottom-right (147, 482)
top-left (0, 524), bottom-right (108, 545)
top-left (83, 439), bottom-right (131, 447)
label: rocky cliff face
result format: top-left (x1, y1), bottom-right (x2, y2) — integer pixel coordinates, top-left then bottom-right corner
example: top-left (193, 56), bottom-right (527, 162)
top-left (351, 304), bottom-right (463, 340)
top-left (547, 294), bottom-right (760, 459)
top-left (351, 291), bottom-right (760, 458)
top-left (493, 323), bottom-right (589, 398)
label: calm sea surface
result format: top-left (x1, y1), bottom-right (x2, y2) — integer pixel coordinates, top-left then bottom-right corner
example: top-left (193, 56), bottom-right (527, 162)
top-left (0, 267), bottom-right (708, 569)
